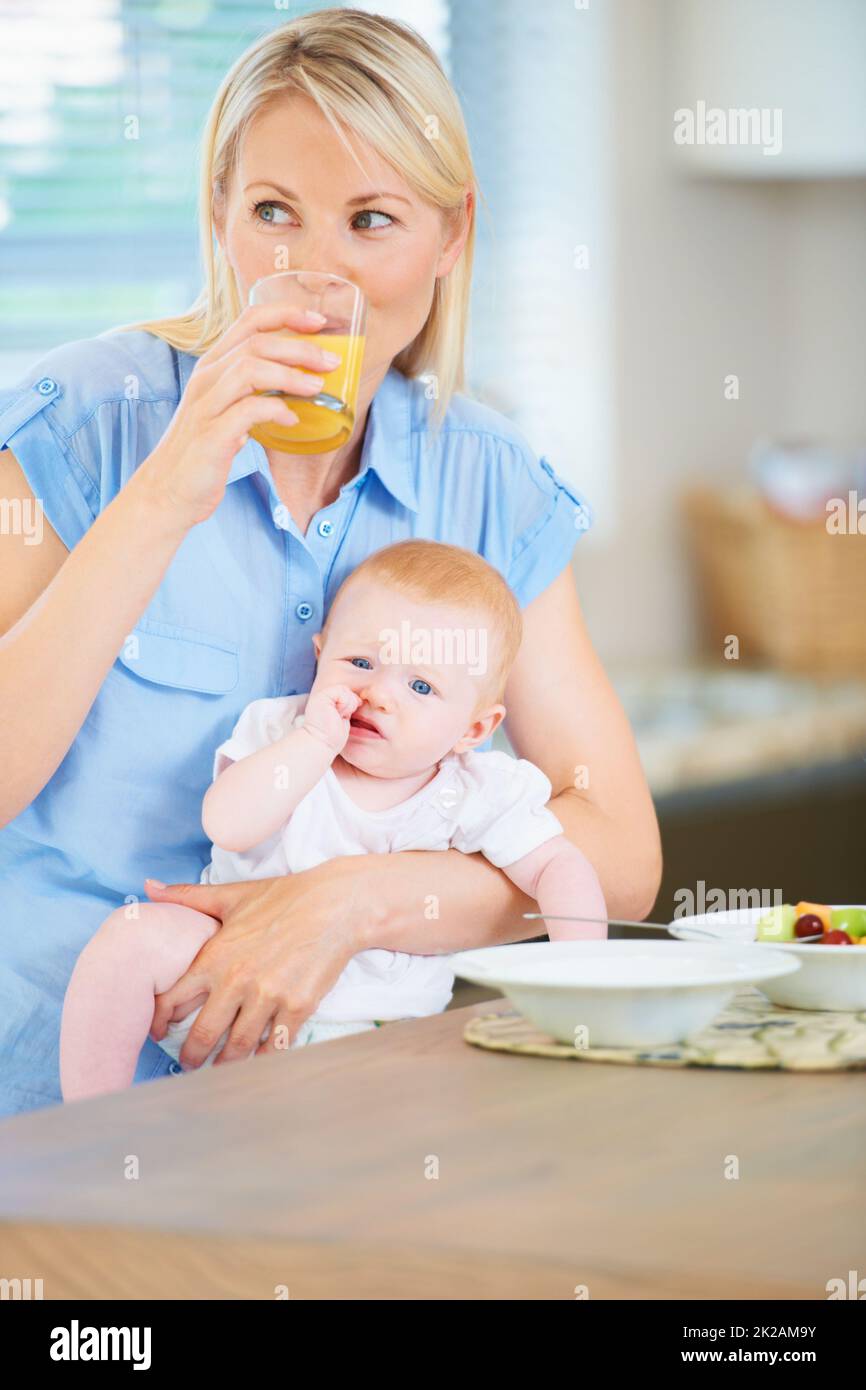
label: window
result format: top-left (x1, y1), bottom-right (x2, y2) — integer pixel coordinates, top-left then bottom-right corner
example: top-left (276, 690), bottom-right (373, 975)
top-left (451, 0), bottom-right (612, 523)
top-left (0, 0), bottom-right (610, 516)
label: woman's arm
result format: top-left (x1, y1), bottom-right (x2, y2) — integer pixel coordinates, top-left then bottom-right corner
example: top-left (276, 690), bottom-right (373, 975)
top-left (0, 451), bottom-right (191, 826)
top-left (504, 564), bottom-right (662, 919)
top-left (0, 302), bottom-right (342, 828)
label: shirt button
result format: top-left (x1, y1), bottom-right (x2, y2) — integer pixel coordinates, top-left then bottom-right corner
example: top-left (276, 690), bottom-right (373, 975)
top-left (36, 377), bottom-right (56, 395)
top-left (295, 602), bottom-right (313, 621)
top-left (168, 1062), bottom-right (182, 1075)
top-left (317, 519), bottom-right (334, 538)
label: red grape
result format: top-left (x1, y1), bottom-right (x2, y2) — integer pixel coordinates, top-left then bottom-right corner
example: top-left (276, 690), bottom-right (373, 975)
top-left (818, 930), bottom-right (853, 946)
top-left (794, 913), bottom-right (824, 939)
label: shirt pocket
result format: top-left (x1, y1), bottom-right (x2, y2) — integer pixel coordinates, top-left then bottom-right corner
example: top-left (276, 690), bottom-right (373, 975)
top-left (115, 616), bottom-right (239, 694)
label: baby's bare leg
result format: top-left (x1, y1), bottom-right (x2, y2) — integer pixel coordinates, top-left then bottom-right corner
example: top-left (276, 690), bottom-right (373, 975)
top-left (60, 902), bottom-right (218, 1101)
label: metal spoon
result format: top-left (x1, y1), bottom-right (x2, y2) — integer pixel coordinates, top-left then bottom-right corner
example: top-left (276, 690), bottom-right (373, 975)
top-left (521, 913), bottom-right (823, 943)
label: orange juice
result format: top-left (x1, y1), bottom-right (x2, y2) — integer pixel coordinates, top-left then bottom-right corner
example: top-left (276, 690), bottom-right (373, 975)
top-left (249, 332), bottom-right (366, 454)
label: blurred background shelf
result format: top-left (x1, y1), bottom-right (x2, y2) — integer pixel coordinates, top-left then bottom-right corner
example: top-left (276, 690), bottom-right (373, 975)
top-left (615, 664), bottom-right (866, 921)
top-left (617, 665), bottom-right (866, 795)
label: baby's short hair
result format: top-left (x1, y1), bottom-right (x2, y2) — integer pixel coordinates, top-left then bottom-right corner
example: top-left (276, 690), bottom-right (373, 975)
top-left (324, 540), bottom-right (523, 706)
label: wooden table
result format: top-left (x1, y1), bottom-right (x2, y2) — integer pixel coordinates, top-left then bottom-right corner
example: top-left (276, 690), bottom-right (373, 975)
top-left (1, 999), bottom-right (863, 1299)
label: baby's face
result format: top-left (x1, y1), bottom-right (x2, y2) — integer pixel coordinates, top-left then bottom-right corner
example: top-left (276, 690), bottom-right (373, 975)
top-left (311, 578), bottom-right (505, 778)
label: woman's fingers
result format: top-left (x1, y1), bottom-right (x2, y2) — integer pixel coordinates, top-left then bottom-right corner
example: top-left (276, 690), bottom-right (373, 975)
top-left (194, 327), bottom-right (342, 417)
top-left (208, 984), bottom-right (320, 1062)
top-left (149, 970), bottom-right (212, 1041)
top-left (142, 870), bottom-right (359, 1065)
top-left (255, 1006), bottom-right (304, 1056)
top-left (138, 303), bottom-right (345, 528)
top-left (144, 877), bottom-right (232, 919)
top-left (175, 990), bottom-right (246, 1070)
top-left (226, 394), bottom-right (300, 436)
top-left (215, 327), bottom-right (341, 377)
top-left (202, 354), bottom-right (326, 420)
top-left (213, 997), bottom-right (281, 1064)
top-left (194, 301), bottom-right (327, 372)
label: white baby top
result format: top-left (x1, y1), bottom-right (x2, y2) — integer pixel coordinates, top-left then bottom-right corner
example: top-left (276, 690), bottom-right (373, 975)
top-left (198, 692), bottom-right (564, 1023)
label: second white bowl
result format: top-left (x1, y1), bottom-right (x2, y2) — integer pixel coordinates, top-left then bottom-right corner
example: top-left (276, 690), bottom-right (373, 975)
top-left (669, 905), bottom-right (866, 1011)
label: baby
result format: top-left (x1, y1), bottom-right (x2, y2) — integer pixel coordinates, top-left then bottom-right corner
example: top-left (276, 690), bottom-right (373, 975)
top-left (60, 540), bottom-right (608, 1100)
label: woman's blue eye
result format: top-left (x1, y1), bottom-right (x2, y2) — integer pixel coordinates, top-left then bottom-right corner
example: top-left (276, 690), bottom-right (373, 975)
top-left (351, 657), bottom-right (373, 669)
top-left (410, 679), bottom-right (432, 695)
top-left (251, 200), bottom-right (290, 225)
top-left (352, 209), bottom-right (395, 230)
top-left (250, 200), bottom-right (394, 231)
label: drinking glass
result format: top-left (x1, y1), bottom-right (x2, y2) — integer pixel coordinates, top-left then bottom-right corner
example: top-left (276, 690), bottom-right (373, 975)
top-left (248, 270), bottom-right (367, 454)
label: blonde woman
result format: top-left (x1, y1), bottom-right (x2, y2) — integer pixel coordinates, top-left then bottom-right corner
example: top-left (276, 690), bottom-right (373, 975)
top-left (0, 9), bottom-right (661, 1115)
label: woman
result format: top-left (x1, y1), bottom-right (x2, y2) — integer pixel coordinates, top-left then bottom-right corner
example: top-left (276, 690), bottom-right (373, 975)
top-left (0, 10), bottom-right (661, 1115)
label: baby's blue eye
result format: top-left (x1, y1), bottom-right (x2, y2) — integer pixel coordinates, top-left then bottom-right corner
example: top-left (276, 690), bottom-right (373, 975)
top-left (350, 657), bottom-right (373, 669)
top-left (410, 679), bottom-right (432, 695)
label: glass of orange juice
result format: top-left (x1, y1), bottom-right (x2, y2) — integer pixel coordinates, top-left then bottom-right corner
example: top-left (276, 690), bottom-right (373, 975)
top-left (248, 270), bottom-right (367, 454)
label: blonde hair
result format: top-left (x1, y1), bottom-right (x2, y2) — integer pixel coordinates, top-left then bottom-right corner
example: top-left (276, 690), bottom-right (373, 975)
top-left (324, 540), bottom-right (523, 705)
top-left (121, 9), bottom-right (479, 431)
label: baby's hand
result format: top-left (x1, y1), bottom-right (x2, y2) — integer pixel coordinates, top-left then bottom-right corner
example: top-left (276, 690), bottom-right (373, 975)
top-left (302, 685), bottom-right (362, 754)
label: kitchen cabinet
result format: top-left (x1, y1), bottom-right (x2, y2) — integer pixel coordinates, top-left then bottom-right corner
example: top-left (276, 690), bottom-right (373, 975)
top-left (668, 0), bottom-right (866, 177)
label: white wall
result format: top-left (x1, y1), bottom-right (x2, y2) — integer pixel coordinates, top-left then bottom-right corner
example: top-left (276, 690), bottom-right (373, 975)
top-left (780, 180), bottom-right (866, 451)
top-left (575, 0), bottom-right (866, 666)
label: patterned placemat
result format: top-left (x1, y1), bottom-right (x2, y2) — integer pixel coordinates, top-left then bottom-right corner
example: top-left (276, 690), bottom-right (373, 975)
top-left (462, 987), bottom-right (866, 1071)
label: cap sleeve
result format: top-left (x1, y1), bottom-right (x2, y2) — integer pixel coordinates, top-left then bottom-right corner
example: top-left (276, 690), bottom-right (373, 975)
top-left (449, 750), bottom-right (564, 868)
top-left (0, 371), bottom-right (100, 553)
top-left (212, 694), bottom-right (307, 781)
top-left (0, 332), bottom-right (180, 552)
top-left (506, 448), bottom-right (593, 609)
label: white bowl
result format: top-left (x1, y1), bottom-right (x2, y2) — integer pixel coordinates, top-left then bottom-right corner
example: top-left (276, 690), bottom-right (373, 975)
top-left (669, 905), bottom-right (866, 1011)
top-left (451, 940), bottom-right (800, 1048)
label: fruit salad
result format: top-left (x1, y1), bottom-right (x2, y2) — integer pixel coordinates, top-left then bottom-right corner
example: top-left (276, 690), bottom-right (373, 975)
top-left (756, 902), bottom-right (866, 946)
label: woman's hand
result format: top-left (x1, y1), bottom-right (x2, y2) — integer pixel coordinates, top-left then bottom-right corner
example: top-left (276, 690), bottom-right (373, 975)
top-left (144, 861), bottom-right (367, 1069)
top-left (138, 302), bottom-right (343, 527)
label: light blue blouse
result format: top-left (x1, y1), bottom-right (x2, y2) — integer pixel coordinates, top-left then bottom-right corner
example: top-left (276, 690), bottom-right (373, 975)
top-left (0, 328), bottom-right (592, 1115)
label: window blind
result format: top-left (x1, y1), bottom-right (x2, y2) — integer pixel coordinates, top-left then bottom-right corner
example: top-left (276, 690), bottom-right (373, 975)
top-left (0, 0), bottom-right (609, 512)
top-left (449, 0), bottom-right (612, 521)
